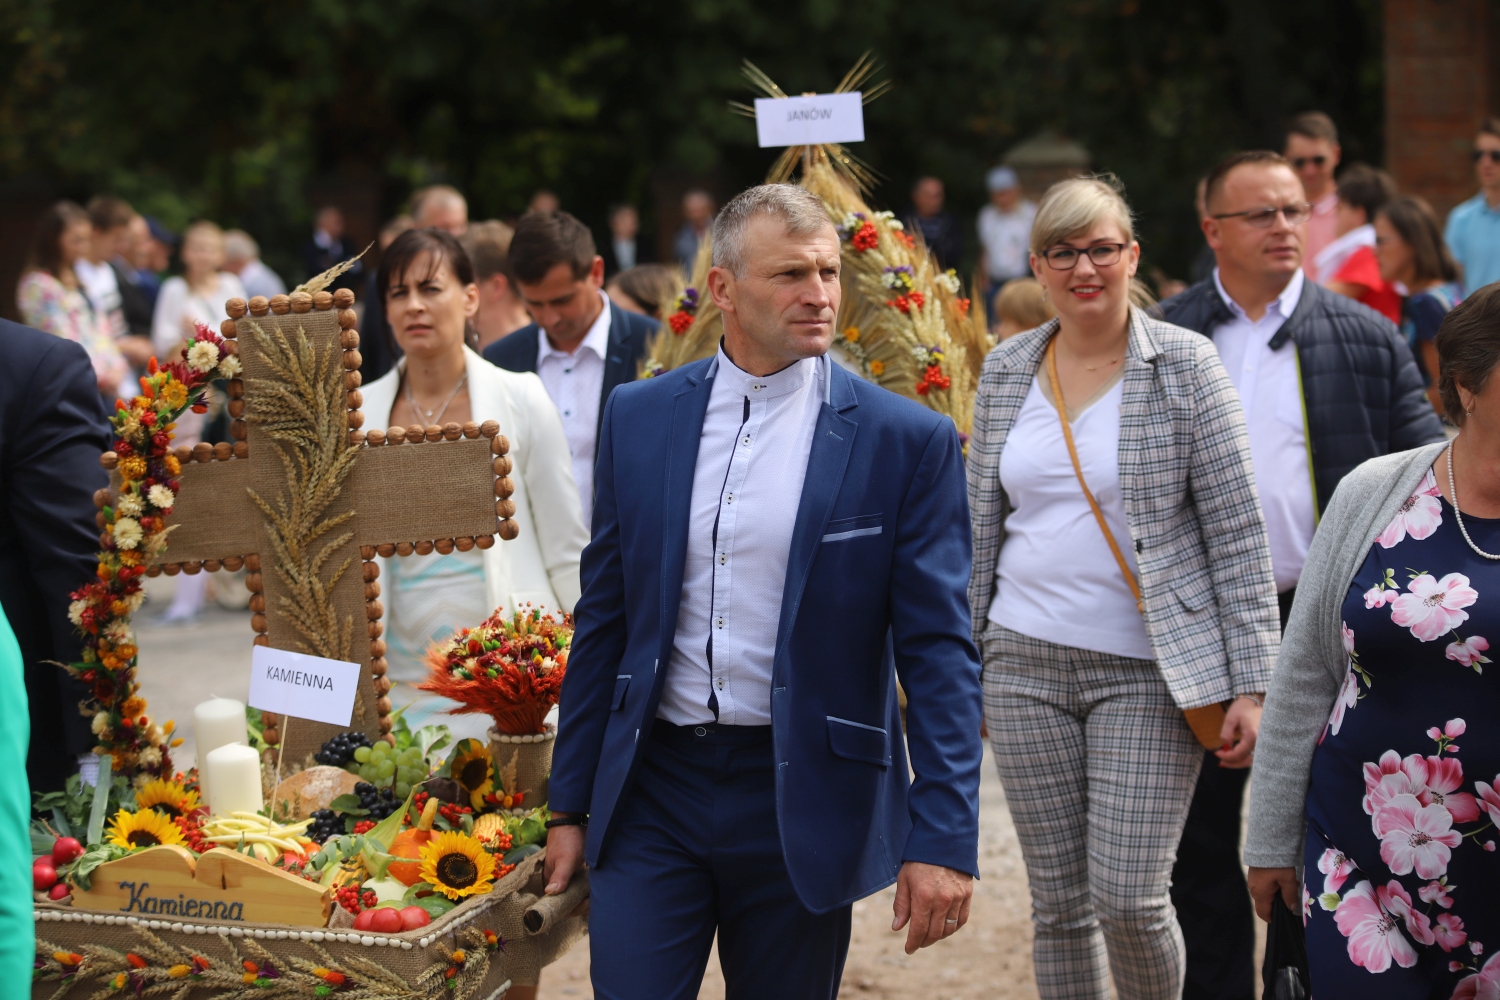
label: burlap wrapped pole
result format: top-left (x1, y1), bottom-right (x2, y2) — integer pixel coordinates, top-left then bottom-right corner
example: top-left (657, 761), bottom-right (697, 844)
top-left (486, 726), bottom-right (555, 808)
top-left (33, 850), bottom-right (587, 998)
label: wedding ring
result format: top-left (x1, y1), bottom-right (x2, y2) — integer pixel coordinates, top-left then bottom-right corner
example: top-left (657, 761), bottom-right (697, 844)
top-left (944, 918), bottom-right (959, 924)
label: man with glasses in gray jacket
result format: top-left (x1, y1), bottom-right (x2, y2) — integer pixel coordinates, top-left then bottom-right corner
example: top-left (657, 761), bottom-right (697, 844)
top-left (1154, 149), bottom-right (1445, 1000)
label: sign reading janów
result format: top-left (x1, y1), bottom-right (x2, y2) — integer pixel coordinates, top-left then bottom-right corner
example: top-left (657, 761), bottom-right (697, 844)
top-left (248, 645), bottom-right (360, 727)
top-left (754, 92), bottom-right (864, 148)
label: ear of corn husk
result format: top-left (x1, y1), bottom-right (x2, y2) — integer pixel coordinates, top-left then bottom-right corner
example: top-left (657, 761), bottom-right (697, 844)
top-left (638, 238), bottom-right (721, 378)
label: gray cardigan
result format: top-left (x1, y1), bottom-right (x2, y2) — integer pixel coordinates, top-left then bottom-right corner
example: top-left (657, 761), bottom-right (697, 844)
top-left (1244, 440), bottom-right (1449, 869)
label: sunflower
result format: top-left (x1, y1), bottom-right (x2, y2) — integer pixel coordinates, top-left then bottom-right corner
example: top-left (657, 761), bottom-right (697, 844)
top-left (135, 778), bottom-right (201, 819)
top-left (418, 831), bottom-right (497, 900)
top-left (448, 739), bottom-right (493, 809)
top-left (106, 808), bottom-right (186, 850)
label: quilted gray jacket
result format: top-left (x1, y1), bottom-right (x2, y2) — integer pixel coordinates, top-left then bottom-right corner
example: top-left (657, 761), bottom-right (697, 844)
top-left (967, 309), bottom-right (1281, 709)
top-left (1245, 441), bottom-right (1448, 868)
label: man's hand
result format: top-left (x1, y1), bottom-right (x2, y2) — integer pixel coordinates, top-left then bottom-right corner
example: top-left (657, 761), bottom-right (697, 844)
top-left (543, 818), bottom-right (585, 895)
top-left (1247, 866), bottom-right (1300, 923)
top-left (891, 861), bottom-right (973, 954)
top-left (1215, 694), bottom-right (1263, 769)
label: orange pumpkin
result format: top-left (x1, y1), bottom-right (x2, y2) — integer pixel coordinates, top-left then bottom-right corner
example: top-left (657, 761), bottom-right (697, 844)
top-left (386, 798), bottom-right (440, 886)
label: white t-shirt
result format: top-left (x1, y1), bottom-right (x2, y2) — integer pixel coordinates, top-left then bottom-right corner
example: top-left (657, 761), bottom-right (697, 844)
top-left (977, 201), bottom-right (1038, 282)
top-left (75, 259), bottom-right (126, 338)
top-left (990, 373), bottom-right (1154, 661)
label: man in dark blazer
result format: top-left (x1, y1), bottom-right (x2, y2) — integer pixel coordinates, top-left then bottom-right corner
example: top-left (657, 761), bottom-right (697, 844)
top-left (0, 323), bottom-right (110, 793)
top-left (482, 211), bottom-right (656, 526)
top-left (541, 185), bottom-right (982, 998)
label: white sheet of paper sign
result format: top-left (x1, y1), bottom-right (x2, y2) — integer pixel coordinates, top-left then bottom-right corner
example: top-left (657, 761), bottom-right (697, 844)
top-left (755, 92), bottom-right (864, 148)
top-left (248, 646), bottom-right (361, 728)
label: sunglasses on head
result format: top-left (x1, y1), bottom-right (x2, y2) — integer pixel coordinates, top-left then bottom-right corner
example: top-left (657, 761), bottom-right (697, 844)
top-left (1291, 156), bottom-right (1327, 170)
top-left (1474, 149), bottom-right (1500, 163)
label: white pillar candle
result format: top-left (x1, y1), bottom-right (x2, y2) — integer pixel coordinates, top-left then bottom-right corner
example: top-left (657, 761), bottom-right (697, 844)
top-left (194, 697), bottom-right (247, 801)
top-left (204, 743), bottom-right (263, 818)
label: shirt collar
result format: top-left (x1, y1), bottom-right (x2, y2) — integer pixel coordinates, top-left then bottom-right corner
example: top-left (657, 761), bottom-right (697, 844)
top-left (1313, 190), bottom-right (1338, 214)
top-left (712, 344), bottom-right (816, 400)
top-left (1212, 266), bottom-right (1304, 326)
top-left (538, 290), bottom-right (612, 363)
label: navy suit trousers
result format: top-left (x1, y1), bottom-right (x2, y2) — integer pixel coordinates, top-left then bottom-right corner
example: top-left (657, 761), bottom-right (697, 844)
top-left (588, 721), bottom-right (852, 999)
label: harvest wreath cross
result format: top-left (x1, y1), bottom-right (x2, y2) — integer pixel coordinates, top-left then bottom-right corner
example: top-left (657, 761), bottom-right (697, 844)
top-left (97, 285), bottom-right (518, 766)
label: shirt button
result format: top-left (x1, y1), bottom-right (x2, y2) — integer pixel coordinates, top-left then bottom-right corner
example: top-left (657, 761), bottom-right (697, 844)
top-left (717, 678), bottom-right (725, 690)
top-left (725, 493), bottom-right (734, 504)
top-left (718, 553), bottom-right (727, 565)
top-left (716, 616), bottom-right (724, 629)
top-left (742, 435), bottom-right (751, 446)
top-left (752, 384), bottom-right (763, 392)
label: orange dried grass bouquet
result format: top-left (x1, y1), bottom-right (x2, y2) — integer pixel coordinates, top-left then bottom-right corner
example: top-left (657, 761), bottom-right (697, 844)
top-left (418, 607), bottom-right (571, 734)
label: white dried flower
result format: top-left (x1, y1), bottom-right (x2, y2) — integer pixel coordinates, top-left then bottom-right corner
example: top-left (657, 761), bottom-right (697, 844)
top-left (187, 340), bottom-right (220, 374)
top-left (115, 493), bottom-right (143, 517)
top-left (124, 591), bottom-right (147, 613)
top-left (104, 620), bottom-right (132, 643)
top-left (91, 713), bottom-right (110, 736)
top-left (112, 517), bottom-right (143, 550)
top-left (68, 599), bottom-right (88, 626)
top-left (147, 484), bottom-right (175, 509)
top-left (887, 219), bottom-right (905, 232)
top-left (217, 354), bottom-right (242, 378)
top-left (936, 270), bottom-right (962, 295)
top-left (138, 746), bottom-right (162, 767)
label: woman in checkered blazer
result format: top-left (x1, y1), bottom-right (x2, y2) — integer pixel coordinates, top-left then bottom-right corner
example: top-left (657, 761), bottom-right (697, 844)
top-left (966, 177), bottom-right (1281, 1000)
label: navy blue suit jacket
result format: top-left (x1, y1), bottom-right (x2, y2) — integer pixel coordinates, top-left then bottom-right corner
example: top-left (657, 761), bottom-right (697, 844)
top-left (480, 300), bottom-right (656, 440)
top-left (549, 357), bottom-right (983, 914)
top-left (0, 322), bottom-right (109, 792)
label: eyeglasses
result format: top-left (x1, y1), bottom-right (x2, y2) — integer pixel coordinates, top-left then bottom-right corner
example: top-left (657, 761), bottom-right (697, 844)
top-left (1290, 156), bottom-right (1327, 170)
top-left (1211, 203), bottom-right (1313, 228)
top-left (1473, 149), bottom-right (1500, 163)
top-left (1038, 243), bottom-right (1127, 270)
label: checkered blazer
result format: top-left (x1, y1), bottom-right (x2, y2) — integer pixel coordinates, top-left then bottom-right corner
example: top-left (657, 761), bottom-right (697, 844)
top-left (966, 308), bottom-right (1280, 709)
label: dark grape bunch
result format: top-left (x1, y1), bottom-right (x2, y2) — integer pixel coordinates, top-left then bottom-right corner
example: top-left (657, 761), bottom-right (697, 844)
top-left (306, 809), bottom-right (344, 844)
top-left (354, 782), bottom-right (400, 820)
top-left (316, 731), bottom-right (374, 767)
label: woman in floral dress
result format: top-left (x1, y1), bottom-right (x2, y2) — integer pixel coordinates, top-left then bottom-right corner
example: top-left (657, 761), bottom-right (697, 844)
top-left (1247, 286), bottom-right (1500, 998)
top-left (16, 200), bottom-right (127, 400)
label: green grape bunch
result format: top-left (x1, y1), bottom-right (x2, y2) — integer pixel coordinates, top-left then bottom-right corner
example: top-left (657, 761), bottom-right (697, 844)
top-left (348, 741), bottom-right (432, 798)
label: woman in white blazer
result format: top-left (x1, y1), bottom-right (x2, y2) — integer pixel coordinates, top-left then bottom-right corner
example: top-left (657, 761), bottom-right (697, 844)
top-left (360, 228), bottom-right (588, 688)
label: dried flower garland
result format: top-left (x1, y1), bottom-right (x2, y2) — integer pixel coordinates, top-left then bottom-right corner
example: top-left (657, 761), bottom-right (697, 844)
top-left (417, 607), bottom-right (570, 735)
top-left (666, 287), bottom-right (700, 334)
top-left (67, 323), bottom-right (240, 782)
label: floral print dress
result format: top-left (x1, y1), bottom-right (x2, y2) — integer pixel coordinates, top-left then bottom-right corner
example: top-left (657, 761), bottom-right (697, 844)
top-left (1306, 468), bottom-right (1500, 998)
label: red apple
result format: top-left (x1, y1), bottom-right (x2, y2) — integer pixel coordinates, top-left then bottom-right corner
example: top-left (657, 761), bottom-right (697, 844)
top-left (48, 882), bottom-right (71, 900)
top-left (33, 862), bottom-right (56, 892)
top-left (51, 837), bottom-right (83, 866)
top-left (398, 905), bottom-right (432, 930)
top-left (352, 908), bottom-right (376, 931)
top-left (369, 907), bottom-right (403, 934)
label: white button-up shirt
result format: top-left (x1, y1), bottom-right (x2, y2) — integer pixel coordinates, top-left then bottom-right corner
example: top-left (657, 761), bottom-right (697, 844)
top-left (657, 347), bottom-right (825, 726)
top-left (1211, 267), bottom-right (1314, 593)
top-left (536, 291), bottom-right (610, 525)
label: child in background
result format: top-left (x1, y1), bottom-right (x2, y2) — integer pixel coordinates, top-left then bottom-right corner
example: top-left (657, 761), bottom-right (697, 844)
top-left (992, 277), bottom-right (1055, 340)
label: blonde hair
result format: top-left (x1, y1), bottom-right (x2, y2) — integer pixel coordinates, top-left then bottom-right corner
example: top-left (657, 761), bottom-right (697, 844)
top-left (182, 219), bottom-right (224, 247)
top-left (994, 278), bottom-right (1054, 331)
top-left (1029, 175), bottom-right (1134, 253)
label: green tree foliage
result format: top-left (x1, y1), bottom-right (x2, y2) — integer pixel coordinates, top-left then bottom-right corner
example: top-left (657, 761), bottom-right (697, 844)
top-left (0, 0), bottom-right (1381, 280)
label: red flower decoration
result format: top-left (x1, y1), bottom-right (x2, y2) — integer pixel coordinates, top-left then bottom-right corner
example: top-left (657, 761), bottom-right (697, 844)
top-left (851, 222), bottom-right (879, 252)
top-left (668, 311), bottom-right (694, 334)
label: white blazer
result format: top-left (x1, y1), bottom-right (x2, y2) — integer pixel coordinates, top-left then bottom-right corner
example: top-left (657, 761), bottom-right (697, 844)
top-left (360, 346), bottom-right (587, 616)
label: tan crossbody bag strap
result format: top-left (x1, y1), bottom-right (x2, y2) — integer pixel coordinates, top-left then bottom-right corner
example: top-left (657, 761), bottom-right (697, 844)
top-left (1044, 337), bottom-right (1226, 750)
top-left (1044, 338), bottom-right (1143, 614)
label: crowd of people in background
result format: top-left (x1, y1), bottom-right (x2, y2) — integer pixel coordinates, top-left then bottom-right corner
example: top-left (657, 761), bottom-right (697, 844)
top-left (15, 104), bottom-right (1500, 999)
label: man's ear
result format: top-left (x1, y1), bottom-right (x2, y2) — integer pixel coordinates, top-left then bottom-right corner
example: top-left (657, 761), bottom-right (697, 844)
top-left (588, 256), bottom-right (606, 288)
top-left (1202, 217), bottom-right (1223, 252)
top-left (706, 265), bottom-right (736, 315)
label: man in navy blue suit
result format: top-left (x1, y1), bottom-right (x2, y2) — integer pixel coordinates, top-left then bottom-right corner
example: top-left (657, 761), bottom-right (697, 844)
top-left (543, 184), bottom-right (983, 998)
top-left (481, 211), bottom-right (656, 525)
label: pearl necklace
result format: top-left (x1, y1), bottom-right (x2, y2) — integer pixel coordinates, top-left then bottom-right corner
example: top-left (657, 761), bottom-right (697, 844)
top-left (1447, 443), bottom-right (1500, 560)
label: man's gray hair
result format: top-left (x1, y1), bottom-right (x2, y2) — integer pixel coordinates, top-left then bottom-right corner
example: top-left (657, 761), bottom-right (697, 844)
top-left (711, 184), bottom-right (833, 277)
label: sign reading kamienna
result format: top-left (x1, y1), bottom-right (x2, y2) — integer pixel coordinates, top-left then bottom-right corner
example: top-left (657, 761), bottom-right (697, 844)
top-left (248, 645), bottom-right (361, 727)
top-left (755, 92), bottom-right (864, 148)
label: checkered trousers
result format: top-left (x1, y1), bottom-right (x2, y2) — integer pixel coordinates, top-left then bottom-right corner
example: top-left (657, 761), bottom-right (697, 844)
top-left (982, 624), bottom-right (1203, 1000)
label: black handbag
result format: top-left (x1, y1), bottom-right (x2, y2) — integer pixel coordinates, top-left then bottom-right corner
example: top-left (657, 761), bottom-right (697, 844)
top-left (1262, 894), bottom-right (1311, 1000)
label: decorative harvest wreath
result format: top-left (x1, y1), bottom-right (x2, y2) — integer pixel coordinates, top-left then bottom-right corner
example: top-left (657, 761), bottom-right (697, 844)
top-left (67, 323), bottom-right (241, 782)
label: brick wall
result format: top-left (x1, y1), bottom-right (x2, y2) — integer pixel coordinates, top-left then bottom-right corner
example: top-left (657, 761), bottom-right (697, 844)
top-left (1385, 0), bottom-right (1496, 217)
